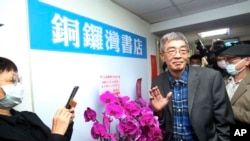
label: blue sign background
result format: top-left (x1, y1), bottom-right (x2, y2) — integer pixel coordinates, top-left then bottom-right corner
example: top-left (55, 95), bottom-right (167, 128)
top-left (27, 0), bottom-right (147, 58)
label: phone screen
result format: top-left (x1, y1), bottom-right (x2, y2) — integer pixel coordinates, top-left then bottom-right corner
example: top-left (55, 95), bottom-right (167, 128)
top-left (65, 86), bottom-right (79, 109)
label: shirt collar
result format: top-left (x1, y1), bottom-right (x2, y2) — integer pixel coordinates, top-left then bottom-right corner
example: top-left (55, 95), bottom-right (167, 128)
top-left (228, 76), bottom-right (242, 84)
top-left (167, 66), bottom-right (189, 85)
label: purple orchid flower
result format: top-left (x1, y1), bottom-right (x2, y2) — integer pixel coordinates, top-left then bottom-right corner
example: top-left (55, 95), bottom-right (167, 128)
top-left (105, 103), bottom-right (123, 118)
top-left (140, 107), bottom-right (154, 115)
top-left (84, 92), bottom-right (163, 141)
top-left (118, 121), bottom-right (138, 136)
top-left (135, 135), bottom-right (147, 141)
top-left (140, 113), bottom-right (155, 127)
top-left (124, 101), bottom-right (141, 117)
top-left (115, 95), bottom-right (130, 106)
top-left (91, 123), bottom-right (107, 139)
top-left (103, 113), bottom-right (112, 129)
top-left (83, 107), bottom-right (97, 122)
top-left (100, 91), bottom-right (116, 104)
top-left (148, 126), bottom-right (163, 141)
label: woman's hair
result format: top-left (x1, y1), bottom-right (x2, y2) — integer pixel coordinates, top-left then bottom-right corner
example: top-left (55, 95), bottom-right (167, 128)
top-left (160, 32), bottom-right (189, 52)
top-left (210, 39), bottom-right (225, 52)
top-left (0, 57), bottom-right (18, 73)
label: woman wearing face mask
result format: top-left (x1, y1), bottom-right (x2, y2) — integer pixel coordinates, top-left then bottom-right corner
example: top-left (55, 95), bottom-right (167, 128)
top-left (220, 44), bottom-right (250, 128)
top-left (215, 48), bottom-right (230, 79)
top-left (0, 57), bottom-right (75, 141)
top-left (209, 39), bottom-right (230, 78)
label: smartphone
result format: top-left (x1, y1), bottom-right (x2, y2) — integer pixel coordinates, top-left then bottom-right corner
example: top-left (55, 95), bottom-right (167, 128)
top-left (65, 86), bottom-right (79, 109)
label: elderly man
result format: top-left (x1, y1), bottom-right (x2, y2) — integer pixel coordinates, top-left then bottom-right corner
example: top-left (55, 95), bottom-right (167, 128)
top-left (149, 32), bottom-right (234, 141)
top-left (221, 44), bottom-right (250, 127)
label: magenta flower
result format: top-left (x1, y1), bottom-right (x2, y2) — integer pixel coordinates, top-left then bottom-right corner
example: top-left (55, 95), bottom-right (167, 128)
top-left (105, 103), bottom-right (123, 118)
top-left (124, 101), bottom-right (140, 117)
top-left (118, 121), bottom-right (138, 136)
top-left (84, 107), bottom-right (97, 122)
top-left (91, 123), bottom-right (107, 139)
top-left (83, 91), bottom-right (163, 141)
top-left (105, 133), bottom-right (117, 141)
top-left (140, 113), bottom-right (155, 126)
top-left (135, 135), bottom-right (147, 141)
top-left (100, 91), bottom-right (116, 104)
top-left (148, 126), bottom-right (163, 140)
top-left (116, 95), bottom-right (130, 106)
top-left (140, 107), bottom-right (153, 115)
top-left (103, 113), bottom-right (111, 129)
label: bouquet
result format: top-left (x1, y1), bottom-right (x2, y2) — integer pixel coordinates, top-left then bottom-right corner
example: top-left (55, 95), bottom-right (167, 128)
top-left (83, 91), bottom-right (163, 141)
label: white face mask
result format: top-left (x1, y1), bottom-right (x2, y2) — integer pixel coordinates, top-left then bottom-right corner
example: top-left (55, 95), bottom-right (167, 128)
top-left (217, 60), bottom-right (227, 69)
top-left (226, 58), bottom-right (246, 76)
top-left (0, 83), bottom-right (24, 109)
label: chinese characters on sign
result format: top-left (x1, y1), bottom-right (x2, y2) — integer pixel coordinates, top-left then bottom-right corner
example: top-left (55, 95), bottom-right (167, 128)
top-left (52, 13), bottom-right (80, 47)
top-left (28, 0), bottom-right (147, 58)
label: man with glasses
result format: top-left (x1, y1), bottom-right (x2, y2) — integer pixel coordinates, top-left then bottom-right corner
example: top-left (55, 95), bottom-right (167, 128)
top-left (149, 32), bottom-right (234, 141)
top-left (220, 44), bottom-right (250, 128)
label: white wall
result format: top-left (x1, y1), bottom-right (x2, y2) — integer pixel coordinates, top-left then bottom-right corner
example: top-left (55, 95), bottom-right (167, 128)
top-left (0, 0), bottom-right (33, 111)
top-left (1, 0), bottom-right (157, 141)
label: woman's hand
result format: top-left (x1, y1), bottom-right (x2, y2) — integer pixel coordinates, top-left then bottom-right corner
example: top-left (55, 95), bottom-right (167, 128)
top-left (69, 107), bottom-right (75, 122)
top-left (51, 107), bottom-right (73, 135)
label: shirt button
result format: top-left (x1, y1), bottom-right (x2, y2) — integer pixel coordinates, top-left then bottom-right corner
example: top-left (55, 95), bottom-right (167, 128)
top-left (178, 109), bottom-right (181, 112)
top-left (179, 124), bottom-right (182, 127)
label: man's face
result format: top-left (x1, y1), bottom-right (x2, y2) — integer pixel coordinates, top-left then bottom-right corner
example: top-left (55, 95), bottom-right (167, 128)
top-left (225, 56), bottom-right (248, 71)
top-left (160, 40), bottom-right (189, 72)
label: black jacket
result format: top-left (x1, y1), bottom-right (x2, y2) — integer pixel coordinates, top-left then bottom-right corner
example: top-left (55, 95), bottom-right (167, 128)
top-left (151, 66), bottom-right (234, 141)
top-left (0, 109), bottom-right (73, 141)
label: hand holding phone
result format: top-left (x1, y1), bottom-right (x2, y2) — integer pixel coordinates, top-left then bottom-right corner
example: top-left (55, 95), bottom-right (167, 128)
top-left (65, 86), bottom-right (79, 109)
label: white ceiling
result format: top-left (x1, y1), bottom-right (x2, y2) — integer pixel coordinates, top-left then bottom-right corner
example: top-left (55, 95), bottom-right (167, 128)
top-left (111, 0), bottom-right (250, 45)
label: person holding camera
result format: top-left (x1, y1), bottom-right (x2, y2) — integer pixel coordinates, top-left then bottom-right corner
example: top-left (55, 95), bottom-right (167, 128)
top-left (0, 56), bottom-right (75, 141)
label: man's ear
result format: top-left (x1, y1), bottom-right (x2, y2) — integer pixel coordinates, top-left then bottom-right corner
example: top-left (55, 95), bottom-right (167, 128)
top-left (159, 52), bottom-right (165, 62)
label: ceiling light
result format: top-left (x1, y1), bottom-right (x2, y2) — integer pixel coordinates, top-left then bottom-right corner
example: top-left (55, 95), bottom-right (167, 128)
top-left (198, 28), bottom-right (230, 38)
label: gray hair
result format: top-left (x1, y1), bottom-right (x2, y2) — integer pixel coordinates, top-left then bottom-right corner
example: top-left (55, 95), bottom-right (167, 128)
top-left (160, 32), bottom-right (189, 52)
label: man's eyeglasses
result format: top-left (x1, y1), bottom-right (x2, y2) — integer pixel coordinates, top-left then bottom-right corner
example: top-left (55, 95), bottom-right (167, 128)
top-left (163, 47), bottom-right (189, 56)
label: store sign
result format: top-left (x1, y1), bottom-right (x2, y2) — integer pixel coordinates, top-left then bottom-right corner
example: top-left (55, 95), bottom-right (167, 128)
top-left (27, 0), bottom-right (147, 58)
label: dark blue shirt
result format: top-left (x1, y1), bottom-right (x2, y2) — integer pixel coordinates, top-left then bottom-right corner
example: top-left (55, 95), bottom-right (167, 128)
top-left (167, 67), bottom-right (196, 141)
